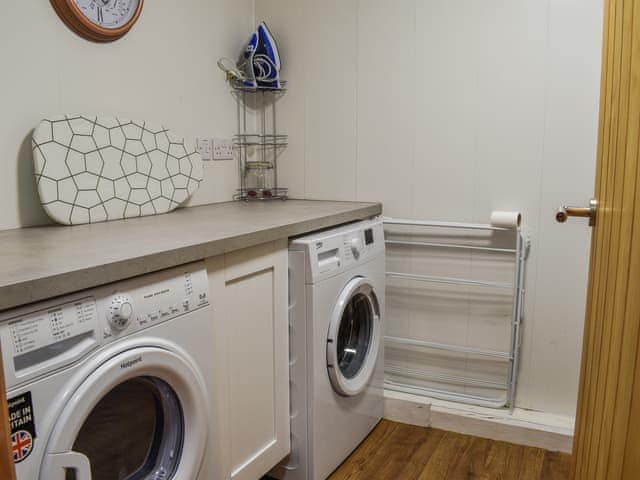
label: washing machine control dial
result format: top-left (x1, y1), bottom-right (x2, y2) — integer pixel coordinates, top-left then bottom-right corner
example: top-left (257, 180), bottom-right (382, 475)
top-left (350, 236), bottom-right (363, 260)
top-left (107, 295), bottom-right (134, 330)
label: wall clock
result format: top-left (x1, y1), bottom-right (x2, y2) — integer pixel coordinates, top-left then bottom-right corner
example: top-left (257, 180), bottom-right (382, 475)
top-left (51, 0), bottom-right (144, 42)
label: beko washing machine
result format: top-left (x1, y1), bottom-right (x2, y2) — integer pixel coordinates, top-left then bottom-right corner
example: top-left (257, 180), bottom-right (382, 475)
top-left (272, 218), bottom-right (385, 480)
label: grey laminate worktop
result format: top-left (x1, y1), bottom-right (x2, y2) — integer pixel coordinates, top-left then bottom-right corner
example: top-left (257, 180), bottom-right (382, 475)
top-left (0, 200), bottom-right (381, 311)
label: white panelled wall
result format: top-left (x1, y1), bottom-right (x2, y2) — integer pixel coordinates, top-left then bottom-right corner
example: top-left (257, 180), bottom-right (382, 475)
top-left (0, 1), bottom-right (604, 418)
top-left (257, 0), bottom-right (604, 417)
top-left (0, 0), bottom-right (255, 231)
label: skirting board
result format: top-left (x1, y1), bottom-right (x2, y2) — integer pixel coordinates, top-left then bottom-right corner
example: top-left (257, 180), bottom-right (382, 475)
top-left (383, 390), bottom-right (574, 453)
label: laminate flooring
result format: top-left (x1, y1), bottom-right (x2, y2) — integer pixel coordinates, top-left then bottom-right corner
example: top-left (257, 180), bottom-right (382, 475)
top-left (328, 420), bottom-right (571, 480)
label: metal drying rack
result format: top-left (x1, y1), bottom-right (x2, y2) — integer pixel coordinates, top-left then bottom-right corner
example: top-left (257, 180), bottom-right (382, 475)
top-left (383, 217), bottom-right (527, 411)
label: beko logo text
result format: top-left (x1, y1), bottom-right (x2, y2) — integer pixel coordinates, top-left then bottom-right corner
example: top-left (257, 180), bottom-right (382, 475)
top-left (120, 356), bottom-right (142, 369)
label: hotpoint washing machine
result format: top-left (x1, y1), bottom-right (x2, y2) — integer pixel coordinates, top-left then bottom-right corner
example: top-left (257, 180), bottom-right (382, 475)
top-left (272, 218), bottom-right (385, 480)
top-left (1, 261), bottom-right (220, 480)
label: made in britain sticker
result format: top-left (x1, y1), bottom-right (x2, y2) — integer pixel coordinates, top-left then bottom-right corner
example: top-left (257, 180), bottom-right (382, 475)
top-left (8, 392), bottom-right (36, 463)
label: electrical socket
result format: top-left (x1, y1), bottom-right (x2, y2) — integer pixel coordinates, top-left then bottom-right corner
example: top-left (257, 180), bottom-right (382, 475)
top-left (195, 137), bottom-right (212, 161)
top-left (213, 138), bottom-right (234, 160)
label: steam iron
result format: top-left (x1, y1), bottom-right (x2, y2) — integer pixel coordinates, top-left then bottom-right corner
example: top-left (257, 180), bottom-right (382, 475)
top-left (236, 30), bottom-right (259, 89)
top-left (217, 21), bottom-right (283, 90)
top-left (254, 22), bottom-right (282, 88)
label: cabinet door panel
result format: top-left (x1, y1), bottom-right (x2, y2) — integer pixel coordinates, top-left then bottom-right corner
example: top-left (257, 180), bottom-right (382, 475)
top-left (207, 240), bottom-right (289, 480)
top-left (227, 267), bottom-right (278, 473)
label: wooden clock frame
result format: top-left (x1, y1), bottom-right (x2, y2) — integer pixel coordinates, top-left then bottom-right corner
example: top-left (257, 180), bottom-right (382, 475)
top-left (50, 0), bottom-right (144, 43)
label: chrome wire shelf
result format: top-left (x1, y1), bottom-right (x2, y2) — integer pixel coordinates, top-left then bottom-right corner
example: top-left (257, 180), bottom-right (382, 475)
top-left (234, 187), bottom-right (288, 201)
top-left (383, 217), bottom-right (527, 411)
top-left (233, 134), bottom-right (289, 148)
top-left (229, 80), bottom-right (287, 93)
top-left (230, 84), bottom-right (289, 202)
top-left (244, 161), bottom-right (275, 170)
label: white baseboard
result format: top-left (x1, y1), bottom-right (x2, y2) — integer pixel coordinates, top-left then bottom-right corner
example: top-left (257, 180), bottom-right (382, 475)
top-left (383, 396), bottom-right (432, 427)
top-left (383, 390), bottom-right (574, 453)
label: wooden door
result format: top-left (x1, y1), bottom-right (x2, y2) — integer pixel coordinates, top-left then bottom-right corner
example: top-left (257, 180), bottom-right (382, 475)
top-left (571, 0), bottom-right (640, 478)
top-left (0, 347), bottom-right (15, 480)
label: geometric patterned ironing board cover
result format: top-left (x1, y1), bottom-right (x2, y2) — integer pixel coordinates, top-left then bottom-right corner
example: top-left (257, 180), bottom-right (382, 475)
top-left (32, 115), bottom-right (204, 225)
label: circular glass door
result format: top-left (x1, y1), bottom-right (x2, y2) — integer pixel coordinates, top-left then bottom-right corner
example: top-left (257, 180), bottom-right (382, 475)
top-left (71, 377), bottom-right (183, 480)
top-left (42, 347), bottom-right (208, 480)
top-left (327, 277), bottom-right (381, 396)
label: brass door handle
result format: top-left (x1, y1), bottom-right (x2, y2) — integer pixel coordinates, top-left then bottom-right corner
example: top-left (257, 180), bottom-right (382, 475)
top-left (556, 199), bottom-right (597, 226)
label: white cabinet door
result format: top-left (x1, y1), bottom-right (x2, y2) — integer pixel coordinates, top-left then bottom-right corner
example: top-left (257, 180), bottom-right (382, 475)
top-left (206, 240), bottom-right (290, 480)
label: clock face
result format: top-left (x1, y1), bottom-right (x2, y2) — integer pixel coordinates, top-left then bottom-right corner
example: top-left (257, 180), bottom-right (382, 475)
top-left (72, 0), bottom-right (140, 29)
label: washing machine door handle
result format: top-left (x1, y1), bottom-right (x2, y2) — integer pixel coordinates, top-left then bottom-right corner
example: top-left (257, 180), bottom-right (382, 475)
top-left (46, 451), bottom-right (91, 480)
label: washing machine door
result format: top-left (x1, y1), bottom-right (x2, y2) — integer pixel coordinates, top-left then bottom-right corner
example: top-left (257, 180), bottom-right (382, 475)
top-left (41, 346), bottom-right (208, 480)
top-left (327, 276), bottom-right (381, 397)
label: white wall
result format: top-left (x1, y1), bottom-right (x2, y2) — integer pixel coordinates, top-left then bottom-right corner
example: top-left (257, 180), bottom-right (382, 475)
top-left (0, 1), bottom-right (604, 417)
top-left (257, 0), bottom-right (604, 416)
top-left (0, 0), bottom-right (254, 231)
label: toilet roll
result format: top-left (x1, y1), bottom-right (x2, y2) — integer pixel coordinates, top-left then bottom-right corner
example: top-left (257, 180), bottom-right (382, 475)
top-left (490, 211), bottom-right (522, 229)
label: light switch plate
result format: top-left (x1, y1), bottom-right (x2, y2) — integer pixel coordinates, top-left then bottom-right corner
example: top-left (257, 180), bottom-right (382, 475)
top-left (195, 137), bottom-right (212, 161)
top-left (213, 138), bottom-right (234, 160)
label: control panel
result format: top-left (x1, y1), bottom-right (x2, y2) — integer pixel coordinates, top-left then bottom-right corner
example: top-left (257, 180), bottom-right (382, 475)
top-left (0, 261), bottom-right (210, 389)
top-left (101, 265), bottom-right (209, 342)
top-left (289, 219), bottom-right (385, 283)
top-left (8, 297), bottom-right (97, 360)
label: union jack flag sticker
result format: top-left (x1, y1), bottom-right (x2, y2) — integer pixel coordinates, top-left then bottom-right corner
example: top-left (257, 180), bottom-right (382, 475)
top-left (11, 430), bottom-right (33, 463)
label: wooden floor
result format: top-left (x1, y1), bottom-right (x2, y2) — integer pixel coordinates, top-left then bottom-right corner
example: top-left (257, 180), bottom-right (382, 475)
top-left (328, 420), bottom-right (571, 480)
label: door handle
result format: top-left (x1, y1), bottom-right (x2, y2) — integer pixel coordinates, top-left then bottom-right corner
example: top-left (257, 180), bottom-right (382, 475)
top-left (46, 452), bottom-right (92, 480)
top-left (556, 199), bottom-right (597, 227)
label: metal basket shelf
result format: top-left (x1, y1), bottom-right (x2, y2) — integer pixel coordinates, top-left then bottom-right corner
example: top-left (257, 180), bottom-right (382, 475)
top-left (234, 134), bottom-right (288, 148)
top-left (228, 78), bottom-right (289, 201)
top-left (243, 161), bottom-right (275, 170)
top-left (234, 187), bottom-right (288, 201)
top-left (229, 80), bottom-right (288, 93)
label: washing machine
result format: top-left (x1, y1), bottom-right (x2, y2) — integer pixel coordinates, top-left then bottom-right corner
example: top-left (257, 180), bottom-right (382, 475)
top-left (272, 218), bottom-right (385, 480)
top-left (1, 261), bottom-right (219, 480)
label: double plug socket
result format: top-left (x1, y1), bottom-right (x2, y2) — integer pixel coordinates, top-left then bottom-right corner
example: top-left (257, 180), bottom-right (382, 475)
top-left (196, 138), bottom-right (234, 161)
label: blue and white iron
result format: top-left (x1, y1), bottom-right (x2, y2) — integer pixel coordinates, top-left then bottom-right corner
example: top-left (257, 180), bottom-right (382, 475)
top-left (217, 21), bottom-right (283, 90)
top-left (237, 30), bottom-right (259, 89)
top-left (254, 22), bottom-right (282, 88)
